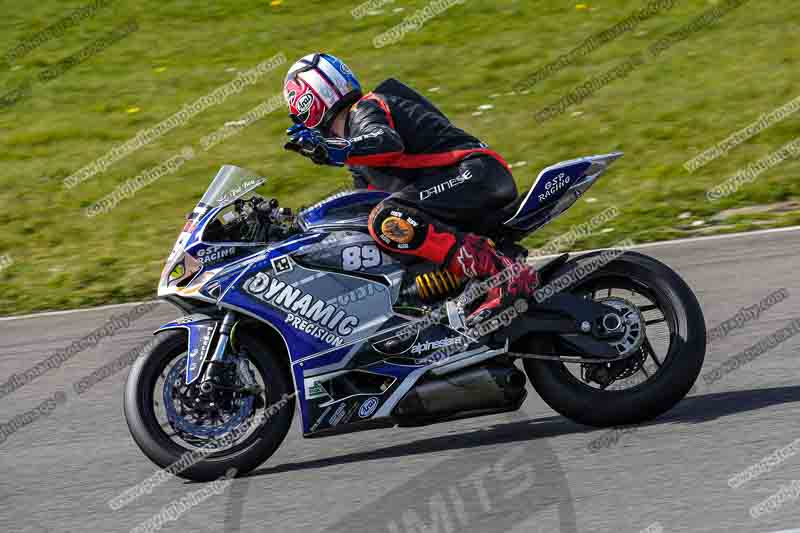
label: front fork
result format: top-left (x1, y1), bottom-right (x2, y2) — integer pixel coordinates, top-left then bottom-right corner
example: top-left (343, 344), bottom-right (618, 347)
top-left (209, 311), bottom-right (237, 364)
top-left (198, 311), bottom-right (259, 394)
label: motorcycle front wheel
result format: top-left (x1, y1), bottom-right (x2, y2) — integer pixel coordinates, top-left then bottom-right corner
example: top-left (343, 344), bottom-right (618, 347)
top-left (124, 328), bottom-right (294, 481)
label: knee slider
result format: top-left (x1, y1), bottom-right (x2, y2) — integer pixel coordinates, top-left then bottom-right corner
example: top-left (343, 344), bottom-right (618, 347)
top-left (369, 202), bottom-right (427, 250)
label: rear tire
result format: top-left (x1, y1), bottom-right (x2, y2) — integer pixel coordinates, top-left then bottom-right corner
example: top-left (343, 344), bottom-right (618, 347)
top-left (124, 329), bottom-right (294, 481)
top-left (523, 251), bottom-right (706, 427)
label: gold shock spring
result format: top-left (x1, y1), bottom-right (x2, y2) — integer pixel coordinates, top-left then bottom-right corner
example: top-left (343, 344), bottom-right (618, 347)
top-left (415, 270), bottom-right (462, 301)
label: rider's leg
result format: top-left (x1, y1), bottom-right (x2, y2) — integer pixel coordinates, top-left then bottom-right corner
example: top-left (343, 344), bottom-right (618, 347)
top-left (367, 155), bottom-right (538, 319)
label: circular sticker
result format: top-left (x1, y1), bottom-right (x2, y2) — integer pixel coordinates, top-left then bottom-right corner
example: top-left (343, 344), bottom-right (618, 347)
top-left (296, 92), bottom-right (314, 114)
top-left (358, 397), bottom-right (380, 418)
top-left (380, 216), bottom-right (414, 244)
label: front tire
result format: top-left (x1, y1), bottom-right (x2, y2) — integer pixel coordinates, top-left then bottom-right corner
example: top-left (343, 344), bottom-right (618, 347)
top-left (124, 329), bottom-right (294, 481)
top-left (523, 251), bottom-right (706, 427)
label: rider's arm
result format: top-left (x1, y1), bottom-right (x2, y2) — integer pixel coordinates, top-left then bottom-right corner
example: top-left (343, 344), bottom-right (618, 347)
top-left (345, 98), bottom-right (404, 167)
top-left (349, 166), bottom-right (371, 189)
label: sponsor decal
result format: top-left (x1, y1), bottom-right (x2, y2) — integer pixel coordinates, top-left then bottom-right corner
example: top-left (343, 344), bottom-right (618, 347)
top-left (310, 404), bottom-right (334, 432)
top-left (380, 216), bottom-right (414, 244)
top-left (243, 271), bottom-right (360, 346)
top-left (410, 336), bottom-right (466, 355)
top-left (196, 246), bottom-right (236, 266)
top-left (304, 377), bottom-right (331, 400)
top-left (217, 178), bottom-right (265, 206)
top-left (342, 402), bottom-right (361, 425)
top-left (358, 397), bottom-right (380, 418)
top-left (538, 172), bottom-right (571, 203)
top-left (329, 402), bottom-right (347, 426)
top-left (317, 83), bottom-right (337, 105)
top-left (174, 314), bottom-right (208, 325)
top-left (331, 282), bottom-right (386, 306)
top-left (350, 130), bottom-right (383, 143)
top-left (419, 169), bottom-right (473, 200)
top-left (296, 92), bottom-right (314, 114)
top-left (204, 281), bottom-right (221, 298)
top-left (456, 246), bottom-right (477, 278)
top-left (271, 255), bottom-right (294, 274)
top-left (187, 325), bottom-right (215, 380)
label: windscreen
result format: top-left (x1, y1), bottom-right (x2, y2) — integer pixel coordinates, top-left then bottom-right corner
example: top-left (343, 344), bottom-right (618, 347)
top-left (198, 165), bottom-right (267, 209)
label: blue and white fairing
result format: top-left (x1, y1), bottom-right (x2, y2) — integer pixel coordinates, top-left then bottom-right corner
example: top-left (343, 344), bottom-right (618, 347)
top-left (503, 152), bottom-right (623, 234)
top-left (154, 155), bottom-right (623, 437)
top-left (155, 166), bottom-right (434, 435)
top-left (154, 314), bottom-right (217, 385)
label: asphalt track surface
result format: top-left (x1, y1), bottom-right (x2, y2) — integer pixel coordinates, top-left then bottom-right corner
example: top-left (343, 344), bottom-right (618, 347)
top-left (2, 228), bottom-right (800, 533)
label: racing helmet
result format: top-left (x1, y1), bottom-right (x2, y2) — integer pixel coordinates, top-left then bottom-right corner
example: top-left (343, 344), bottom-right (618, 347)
top-left (283, 53), bottom-right (362, 131)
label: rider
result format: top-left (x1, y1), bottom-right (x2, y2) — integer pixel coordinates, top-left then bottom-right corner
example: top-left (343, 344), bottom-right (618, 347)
top-left (282, 53), bottom-right (538, 322)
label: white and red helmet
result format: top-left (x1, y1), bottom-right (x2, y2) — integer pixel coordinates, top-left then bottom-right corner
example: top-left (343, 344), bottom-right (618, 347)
top-left (284, 53), bottom-right (362, 131)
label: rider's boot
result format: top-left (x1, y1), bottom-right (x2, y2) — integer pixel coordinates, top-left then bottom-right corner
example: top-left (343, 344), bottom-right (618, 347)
top-left (445, 234), bottom-right (539, 325)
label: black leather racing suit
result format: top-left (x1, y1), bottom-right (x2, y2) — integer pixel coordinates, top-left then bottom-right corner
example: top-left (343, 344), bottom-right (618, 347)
top-left (343, 78), bottom-right (518, 265)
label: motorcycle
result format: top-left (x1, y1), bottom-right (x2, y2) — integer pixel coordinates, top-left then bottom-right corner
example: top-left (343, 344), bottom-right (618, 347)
top-left (124, 154), bottom-right (706, 481)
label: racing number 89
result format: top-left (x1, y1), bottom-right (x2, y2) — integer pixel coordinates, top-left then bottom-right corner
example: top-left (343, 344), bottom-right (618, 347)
top-left (342, 245), bottom-right (382, 271)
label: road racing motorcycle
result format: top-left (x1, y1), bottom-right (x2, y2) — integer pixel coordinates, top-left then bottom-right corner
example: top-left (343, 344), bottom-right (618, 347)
top-left (124, 155), bottom-right (706, 481)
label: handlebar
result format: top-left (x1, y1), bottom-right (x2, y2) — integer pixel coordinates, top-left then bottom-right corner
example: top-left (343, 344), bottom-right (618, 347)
top-left (234, 196), bottom-right (296, 243)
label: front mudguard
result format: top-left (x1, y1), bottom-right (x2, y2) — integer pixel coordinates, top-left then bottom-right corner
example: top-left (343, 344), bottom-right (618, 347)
top-left (154, 314), bottom-right (219, 384)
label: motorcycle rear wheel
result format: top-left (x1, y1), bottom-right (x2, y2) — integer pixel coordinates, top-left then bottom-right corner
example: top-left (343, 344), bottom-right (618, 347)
top-left (522, 251), bottom-right (706, 427)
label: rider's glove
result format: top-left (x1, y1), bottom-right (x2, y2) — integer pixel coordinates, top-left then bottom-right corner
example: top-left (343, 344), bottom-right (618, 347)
top-left (284, 124), bottom-right (352, 167)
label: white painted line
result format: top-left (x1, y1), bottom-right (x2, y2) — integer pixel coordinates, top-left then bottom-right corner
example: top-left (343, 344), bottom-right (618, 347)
top-left (530, 225), bottom-right (800, 260)
top-left (765, 529), bottom-right (800, 533)
top-left (618, 224), bottom-right (800, 251)
top-left (1, 225), bottom-right (799, 322)
top-left (0, 300), bottom-right (162, 322)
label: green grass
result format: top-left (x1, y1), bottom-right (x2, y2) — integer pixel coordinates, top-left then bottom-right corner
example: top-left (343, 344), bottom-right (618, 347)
top-left (0, 0), bottom-right (798, 315)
